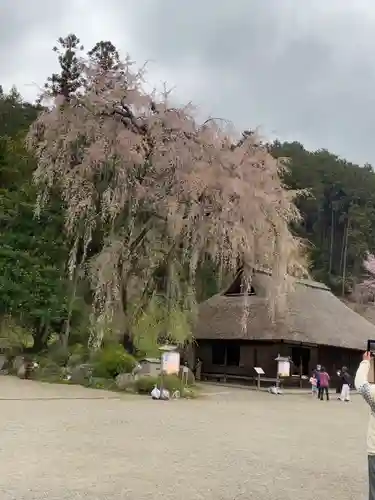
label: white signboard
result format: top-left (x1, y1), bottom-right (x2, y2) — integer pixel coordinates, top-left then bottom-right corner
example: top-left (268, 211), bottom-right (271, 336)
top-left (254, 367), bottom-right (265, 375)
top-left (277, 360), bottom-right (290, 377)
top-left (162, 351), bottom-right (180, 375)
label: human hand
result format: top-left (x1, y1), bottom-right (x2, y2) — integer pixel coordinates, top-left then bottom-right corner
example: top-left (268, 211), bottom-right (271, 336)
top-left (363, 351), bottom-right (372, 361)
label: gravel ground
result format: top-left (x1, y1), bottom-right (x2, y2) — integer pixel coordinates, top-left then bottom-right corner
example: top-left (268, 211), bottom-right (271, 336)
top-left (0, 378), bottom-right (370, 500)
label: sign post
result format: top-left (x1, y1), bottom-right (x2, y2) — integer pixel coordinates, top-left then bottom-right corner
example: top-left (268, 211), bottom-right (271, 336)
top-left (275, 355), bottom-right (291, 391)
top-left (254, 367), bottom-right (265, 390)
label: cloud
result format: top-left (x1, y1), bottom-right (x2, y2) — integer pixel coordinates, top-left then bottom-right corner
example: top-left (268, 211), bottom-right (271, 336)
top-left (1, 0), bottom-right (375, 164)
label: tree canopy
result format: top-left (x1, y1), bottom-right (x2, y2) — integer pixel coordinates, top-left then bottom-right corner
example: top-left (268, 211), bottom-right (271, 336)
top-left (27, 50), bottom-right (305, 348)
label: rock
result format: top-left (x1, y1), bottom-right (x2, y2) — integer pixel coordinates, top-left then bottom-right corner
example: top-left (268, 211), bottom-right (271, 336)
top-left (17, 360), bottom-right (39, 380)
top-left (70, 364), bottom-right (93, 385)
top-left (17, 363), bottom-right (27, 379)
top-left (115, 372), bottom-right (134, 390)
top-left (12, 355), bottom-right (24, 373)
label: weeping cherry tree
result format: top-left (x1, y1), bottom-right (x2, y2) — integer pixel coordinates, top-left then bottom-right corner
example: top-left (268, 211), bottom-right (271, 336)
top-left (26, 54), bottom-right (306, 350)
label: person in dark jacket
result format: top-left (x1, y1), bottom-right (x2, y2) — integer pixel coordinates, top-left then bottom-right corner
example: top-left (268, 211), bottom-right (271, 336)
top-left (339, 366), bottom-right (352, 402)
top-left (336, 369), bottom-right (343, 395)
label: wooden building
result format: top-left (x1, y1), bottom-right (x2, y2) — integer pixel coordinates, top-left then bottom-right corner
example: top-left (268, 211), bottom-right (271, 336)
top-left (193, 270), bottom-right (375, 385)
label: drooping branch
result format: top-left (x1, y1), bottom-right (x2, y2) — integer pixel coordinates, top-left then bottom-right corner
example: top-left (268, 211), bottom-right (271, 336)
top-left (26, 55), bottom-right (306, 350)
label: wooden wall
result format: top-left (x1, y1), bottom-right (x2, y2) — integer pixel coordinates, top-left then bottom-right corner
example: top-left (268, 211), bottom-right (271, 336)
top-left (195, 339), bottom-right (362, 381)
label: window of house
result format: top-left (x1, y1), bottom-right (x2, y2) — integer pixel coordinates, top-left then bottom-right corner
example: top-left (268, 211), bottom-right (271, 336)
top-left (253, 348), bottom-right (258, 368)
top-left (226, 344), bottom-right (240, 366)
top-left (212, 343), bottom-right (226, 365)
top-left (291, 347), bottom-right (311, 376)
top-left (211, 342), bottom-right (240, 366)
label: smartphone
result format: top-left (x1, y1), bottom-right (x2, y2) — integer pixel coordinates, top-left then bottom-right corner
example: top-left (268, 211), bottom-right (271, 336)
top-left (367, 340), bottom-right (375, 355)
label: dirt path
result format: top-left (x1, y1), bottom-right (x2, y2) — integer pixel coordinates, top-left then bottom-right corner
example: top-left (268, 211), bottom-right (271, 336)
top-left (0, 377), bottom-right (369, 499)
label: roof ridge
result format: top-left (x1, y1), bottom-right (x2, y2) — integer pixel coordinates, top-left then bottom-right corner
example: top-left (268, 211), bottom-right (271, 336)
top-left (223, 267), bottom-right (329, 295)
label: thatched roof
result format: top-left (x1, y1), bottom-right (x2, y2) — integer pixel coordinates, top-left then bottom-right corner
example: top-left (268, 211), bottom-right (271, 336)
top-left (343, 300), bottom-right (375, 327)
top-left (195, 271), bottom-right (375, 350)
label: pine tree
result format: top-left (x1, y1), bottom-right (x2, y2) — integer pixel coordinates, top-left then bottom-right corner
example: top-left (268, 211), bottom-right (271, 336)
top-left (44, 34), bottom-right (84, 100)
top-left (87, 40), bottom-right (120, 71)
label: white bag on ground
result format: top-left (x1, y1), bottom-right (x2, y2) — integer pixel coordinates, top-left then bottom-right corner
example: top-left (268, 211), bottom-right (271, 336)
top-left (161, 389), bottom-right (170, 400)
top-left (151, 386), bottom-right (161, 399)
top-left (269, 386), bottom-right (282, 395)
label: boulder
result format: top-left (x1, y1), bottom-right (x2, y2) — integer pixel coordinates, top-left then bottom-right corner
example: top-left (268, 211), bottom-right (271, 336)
top-left (17, 361), bottom-right (39, 380)
top-left (17, 363), bottom-right (27, 379)
top-left (70, 364), bottom-right (93, 385)
top-left (12, 355), bottom-right (24, 373)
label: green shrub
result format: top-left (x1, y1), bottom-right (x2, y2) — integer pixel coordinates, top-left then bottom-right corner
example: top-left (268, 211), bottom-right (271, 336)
top-left (133, 374), bottom-right (185, 395)
top-left (68, 343), bottom-right (90, 367)
top-left (162, 374), bottom-right (184, 392)
top-left (47, 344), bottom-right (70, 367)
top-left (0, 317), bottom-right (33, 356)
top-left (89, 377), bottom-right (117, 390)
top-left (91, 344), bottom-right (136, 379)
top-left (33, 357), bottom-right (64, 381)
top-left (133, 376), bottom-right (157, 394)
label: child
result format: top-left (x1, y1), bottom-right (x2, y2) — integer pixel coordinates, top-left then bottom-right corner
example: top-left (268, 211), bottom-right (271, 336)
top-left (318, 366), bottom-right (330, 401)
top-left (313, 364), bottom-right (321, 398)
top-left (309, 373), bottom-right (318, 396)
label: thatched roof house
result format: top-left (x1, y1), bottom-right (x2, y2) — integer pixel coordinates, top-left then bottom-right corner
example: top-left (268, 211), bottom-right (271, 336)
top-left (196, 271), bottom-right (375, 350)
top-left (344, 300), bottom-right (375, 330)
top-left (193, 271), bottom-right (375, 382)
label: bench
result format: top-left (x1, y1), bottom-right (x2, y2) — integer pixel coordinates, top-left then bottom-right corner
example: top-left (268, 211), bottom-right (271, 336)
top-left (202, 372), bottom-right (251, 383)
top-left (254, 376), bottom-right (283, 390)
top-left (202, 372), bottom-right (282, 389)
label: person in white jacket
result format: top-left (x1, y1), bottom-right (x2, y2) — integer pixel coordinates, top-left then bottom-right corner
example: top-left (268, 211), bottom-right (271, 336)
top-left (355, 351), bottom-right (375, 500)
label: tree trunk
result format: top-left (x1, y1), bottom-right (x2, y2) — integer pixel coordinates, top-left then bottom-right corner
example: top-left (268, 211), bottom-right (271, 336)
top-left (342, 218), bottom-right (350, 297)
top-left (30, 320), bottom-right (49, 353)
top-left (62, 269), bottom-right (79, 349)
top-left (329, 208), bottom-right (334, 275)
top-left (120, 279), bottom-right (135, 353)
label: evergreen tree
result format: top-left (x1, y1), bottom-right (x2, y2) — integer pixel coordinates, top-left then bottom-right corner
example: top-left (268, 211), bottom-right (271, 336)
top-left (0, 136), bottom-right (70, 350)
top-left (88, 40), bottom-right (120, 71)
top-left (44, 34), bottom-right (84, 100)
top-left (0, 86), bottom-right (39, 138)
top-left (270, 140), bottom-right (375, 293)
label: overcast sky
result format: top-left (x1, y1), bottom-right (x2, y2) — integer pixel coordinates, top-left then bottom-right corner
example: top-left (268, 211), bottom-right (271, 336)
top-left (2, 0), bottom-right (375, 164)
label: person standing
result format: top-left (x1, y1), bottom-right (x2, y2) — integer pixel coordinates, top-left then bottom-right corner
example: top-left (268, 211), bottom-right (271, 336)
top-left (339, 366), bottom-right (352, 402)
top-left (195, 358), bottom-right (202, 382)
top-left (355, 352), bottom-right (375, 500)
top-left (336, 368), bottom-right (343, 396)
top-left (309, 373), bottom-right (318, 397)
top-left (318, 366), bottom-right (330, 401)
top-left (313, 364), bottom-right (321, 399)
